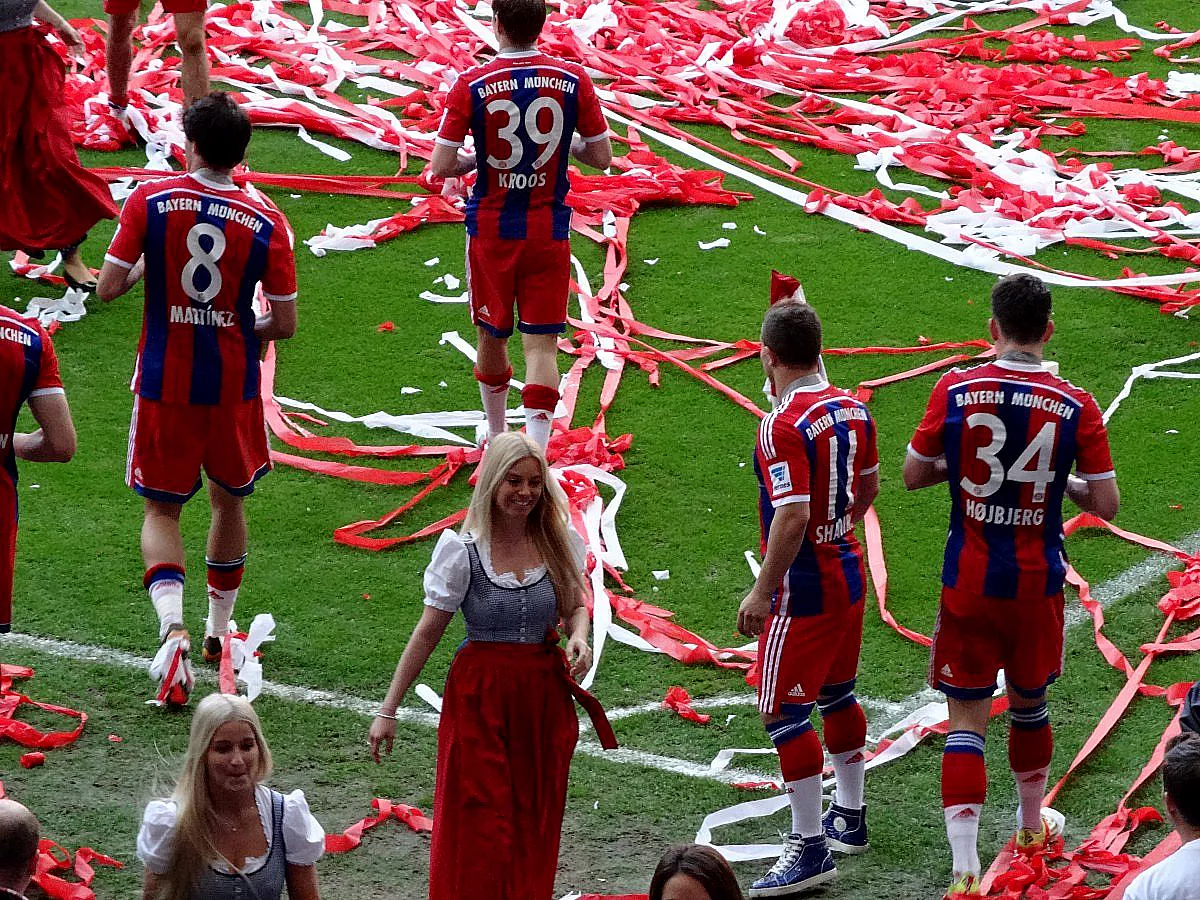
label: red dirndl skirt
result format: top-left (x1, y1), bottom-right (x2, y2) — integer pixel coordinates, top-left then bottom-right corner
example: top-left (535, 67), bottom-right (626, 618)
top-left (429, 640), bottom-right (580, 900)
top-left (0, 26), bottom-right (118, 252)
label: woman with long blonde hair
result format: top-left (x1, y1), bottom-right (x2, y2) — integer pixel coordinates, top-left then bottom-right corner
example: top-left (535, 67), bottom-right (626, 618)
top-left (137, 693), bottom-right (325, 900)
top-left (369, 431), bottom-right (615, 899)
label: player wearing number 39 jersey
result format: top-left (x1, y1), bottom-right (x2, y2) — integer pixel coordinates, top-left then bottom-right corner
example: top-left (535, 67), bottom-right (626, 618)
top-left (431, 0), bottom-right (611, 450)
top-left (98, 93), bottom-right (298, 709)
top-left (904, 274), bottom-right (1119, 899)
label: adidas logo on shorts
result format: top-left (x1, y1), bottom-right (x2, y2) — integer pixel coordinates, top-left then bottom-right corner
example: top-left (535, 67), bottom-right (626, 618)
top-left (478, 304), bottom-right (490, 316)
top-left (787, 683), bottom-right (806, 698)
top-left (941, 664), bottom-right (953, 677)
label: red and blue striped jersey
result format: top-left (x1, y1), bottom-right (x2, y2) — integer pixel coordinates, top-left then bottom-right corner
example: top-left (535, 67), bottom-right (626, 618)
top-left (1, 305), bottom-right (63, 488)
top-left (436, 49), bottom-right (608, 242)
top-left (105, 171), bottom-right (297, 406)
top-left (754, 377), bottom-right (879, 617)
top-left (909, 358), bottom-right (1115, 599)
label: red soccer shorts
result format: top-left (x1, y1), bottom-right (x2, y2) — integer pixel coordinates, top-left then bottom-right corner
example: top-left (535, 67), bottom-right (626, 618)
top-left (1, 474), bottom-right (16, 632)
top-left (126, 395), bottom-right (271, 503)
top-left (466, 235), bottom-right (570, 339)
top-left (757, 603), bottom-right (864, 715)
top-left (929, 585), bottom-right (1065, 701)
top-left (104, 0), bottom-right (206, 15)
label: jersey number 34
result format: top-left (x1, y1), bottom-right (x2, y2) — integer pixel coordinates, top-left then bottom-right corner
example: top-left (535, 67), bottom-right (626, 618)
top-left (962, 413), bottom-right (1057, 504)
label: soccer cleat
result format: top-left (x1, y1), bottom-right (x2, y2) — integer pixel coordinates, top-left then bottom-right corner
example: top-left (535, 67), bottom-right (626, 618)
top-left (202, 635), bottom-right (223, 664)
top-left (149, 627), bottom-right (195, 709)
top-left (749, 834), bottom-right (836, 897)
top-left (944, 872), bottom-right (981, 898)
top-left (823, 802), bottom-right (869, 854)
top-left (1015, 807), bottom-right (1066, 854)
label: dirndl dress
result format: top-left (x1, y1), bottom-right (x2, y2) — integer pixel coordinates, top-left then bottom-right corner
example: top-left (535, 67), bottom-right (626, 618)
top-left (424, 533), bottom-right (615, 900)
top-left (0, 22), bottom-right (118, 252)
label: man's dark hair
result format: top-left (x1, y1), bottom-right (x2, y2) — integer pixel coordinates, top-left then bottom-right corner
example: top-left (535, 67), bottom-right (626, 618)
top-left (0, 801), bottom-right (39, 888)
top-left (991, 273), bottom-right (1052, 345)
top-left (183, 92), bottom-right (252, 171)
top-left (494, 0), bottom-right (546, 46)
top-left (1164, 733), bottom-right (1200, 828)
top-left (762, 300), bottom-right (822, 369)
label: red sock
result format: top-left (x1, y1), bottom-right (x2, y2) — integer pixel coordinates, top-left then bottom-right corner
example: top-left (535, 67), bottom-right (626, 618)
top-left (773, 727), bottom-right (824, 783)
top-left (1009, 705), bottom-right (1053, 773)
top-left (942, 731), bottom-right (987, 808)
top-left (821, 701), bottom-right (867, 754)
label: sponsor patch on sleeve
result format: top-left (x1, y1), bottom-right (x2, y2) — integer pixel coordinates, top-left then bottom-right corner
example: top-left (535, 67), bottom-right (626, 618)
top-left (768, 461), bottom-right (792, 496)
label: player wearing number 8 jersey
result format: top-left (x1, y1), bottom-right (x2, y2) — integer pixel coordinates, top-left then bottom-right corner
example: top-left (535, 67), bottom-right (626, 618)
top-left (903, 274), bottom-right (1119, 898)
top-left (98, 93), bottom-right (297, 708)
top-left (431, 0), bottom-right (612, 450)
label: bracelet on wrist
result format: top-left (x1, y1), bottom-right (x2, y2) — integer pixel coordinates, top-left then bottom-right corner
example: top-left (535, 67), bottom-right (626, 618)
top-left (375, 710), bottom-right (397, 721)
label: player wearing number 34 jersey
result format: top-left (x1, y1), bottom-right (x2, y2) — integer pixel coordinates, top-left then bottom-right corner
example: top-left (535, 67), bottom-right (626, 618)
top-left (904, 274), bottom-right (1118, 898)
top-left (98, 93), bottom-right (298, 709)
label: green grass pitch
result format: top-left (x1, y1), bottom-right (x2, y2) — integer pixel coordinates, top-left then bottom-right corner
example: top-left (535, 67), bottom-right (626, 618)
top-left (2, 1), bottom-right (1200, 897)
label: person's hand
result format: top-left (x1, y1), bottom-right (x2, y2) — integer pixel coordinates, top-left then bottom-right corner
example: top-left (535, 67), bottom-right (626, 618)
top-left (55, 21), bottom-right (83, 59)
top-left (565, 635), bottom-right (592, 680)
top-left (368, 715), bottom-right (396, 764)
top-left (737, 588), bottom-right (772, 637)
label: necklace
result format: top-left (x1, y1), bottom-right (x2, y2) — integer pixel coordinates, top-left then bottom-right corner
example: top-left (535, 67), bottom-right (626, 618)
top-left (212, 807), bottom-right (253, 833)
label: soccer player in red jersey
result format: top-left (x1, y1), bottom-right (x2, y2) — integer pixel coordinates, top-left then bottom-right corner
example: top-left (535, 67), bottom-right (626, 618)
top-left (738, 298), bottom-right (880, 897)
top-left (0, 305), bottom-right (76, 634)
top-left (430, 0), bottom-right (612, 449)
top-left (904, 274), bottom-right (1120, 897)
top-left (97, 93), bottom-right (297, 707)
top-left (106, 0), bottom-right (208, 118)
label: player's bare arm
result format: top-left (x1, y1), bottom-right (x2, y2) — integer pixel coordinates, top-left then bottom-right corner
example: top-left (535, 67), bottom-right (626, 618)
top-left (571, 132), bottom-right (613, 170)
top-left (369, 605), bottom-right (455, 763)
top-left (1066, 473), bottom-right (1119, 521)
top-left (13, 392), bottom-right (76, 463)
top-left (254, 298), bottom-right (298, 342)
top-left (849, 468), bottom-right (880, 524)
top-left (902, 451), bottom-right (947, 491)
top-left (738, 501), bottom-right (810, 637)
top-left (96, 257), bottom-right (145, 302)
top-left (429, 142), bottom-right (477, 179)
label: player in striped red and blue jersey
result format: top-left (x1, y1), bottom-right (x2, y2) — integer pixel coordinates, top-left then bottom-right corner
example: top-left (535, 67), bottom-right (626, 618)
top-left (739, 297), bottom-right (880, 897)
top-left (431, 0), bottom-right (611, 449)
top-left (98, 93), bottom-right (297, 707)
top-left (904, 274), bottom-right (1119, 898)
top-left (0, 305), bottom-right (76, 633)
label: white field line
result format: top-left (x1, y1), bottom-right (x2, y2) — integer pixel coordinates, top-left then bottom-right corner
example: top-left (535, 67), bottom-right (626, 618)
top-left (2, 532), bottom-right (1195, 785)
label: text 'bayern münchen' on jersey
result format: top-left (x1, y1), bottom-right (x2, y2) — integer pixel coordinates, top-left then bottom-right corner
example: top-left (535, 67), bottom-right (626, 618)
top-left (0, 305), bottom-right (63, 487)
top-left (754, 376), bottom-right (880, 617)
top-left (436, 49), bottom-right (608, 242)
top-left (909, 358), bottom-right (1115, 600)
top-left (105, 170), bottom-right (297, 407)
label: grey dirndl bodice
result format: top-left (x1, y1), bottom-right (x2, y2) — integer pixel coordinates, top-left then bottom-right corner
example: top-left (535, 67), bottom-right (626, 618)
top-left (460, 541), bottom-right (559, 643)
top-left (193, 789), bottom-right (287, 900)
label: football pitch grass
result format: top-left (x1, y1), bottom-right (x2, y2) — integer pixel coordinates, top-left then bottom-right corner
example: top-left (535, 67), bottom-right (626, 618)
top-left (2, 1), bottom-right (1200, 896)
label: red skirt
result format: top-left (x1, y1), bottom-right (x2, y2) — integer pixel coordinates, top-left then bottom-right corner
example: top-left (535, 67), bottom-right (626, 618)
top-left (429, 640), bottom-right (580, 900)
top-left (0, 27), bottom-right (118, 252)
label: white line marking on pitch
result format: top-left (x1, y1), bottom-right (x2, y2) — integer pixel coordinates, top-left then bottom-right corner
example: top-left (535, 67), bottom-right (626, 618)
top-left (3, 530), bottom-right (1194, 785)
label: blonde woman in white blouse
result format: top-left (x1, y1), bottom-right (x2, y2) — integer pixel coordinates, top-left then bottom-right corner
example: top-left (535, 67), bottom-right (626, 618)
top-left (369, 431), bottom-right (613, 900)
top-left (138, 693), bottom-right (325, 900)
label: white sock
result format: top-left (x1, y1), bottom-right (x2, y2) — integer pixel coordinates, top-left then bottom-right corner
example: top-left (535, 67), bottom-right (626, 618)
top-left (479, 381), bottom-right (509, 437)
top-left (206, 587), bottom-right (237, 638)
top-left (944, 804), bottom-right (982, 876)
top-left (1015, 766), bottom-right (1050, 830)
top-left (831, 748), bottom-right (866, 809)
top-left (524, 406), bottom-right (553, 449)
top-left (784, 774), bottom-right (825, 838)
top-left (149, 580), bottom-right (185, 641)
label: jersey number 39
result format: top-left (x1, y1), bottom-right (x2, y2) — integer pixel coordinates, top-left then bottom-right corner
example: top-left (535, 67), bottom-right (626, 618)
top-left (485, 97), bottom-right (564, 171)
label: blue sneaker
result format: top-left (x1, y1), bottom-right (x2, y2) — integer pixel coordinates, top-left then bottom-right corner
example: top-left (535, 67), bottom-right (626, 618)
top-left (823, 802), bottom-right (869, 854)
top-left (749, 834), bottom-right (836, 897)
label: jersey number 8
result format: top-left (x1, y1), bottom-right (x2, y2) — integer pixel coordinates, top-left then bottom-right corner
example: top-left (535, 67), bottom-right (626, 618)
top-left (182, 223), bottom-right (227, 306)
top-left (486, 97), bottom-right (564, 171)
top-left (962, 413), bottom-right (1057, 503)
